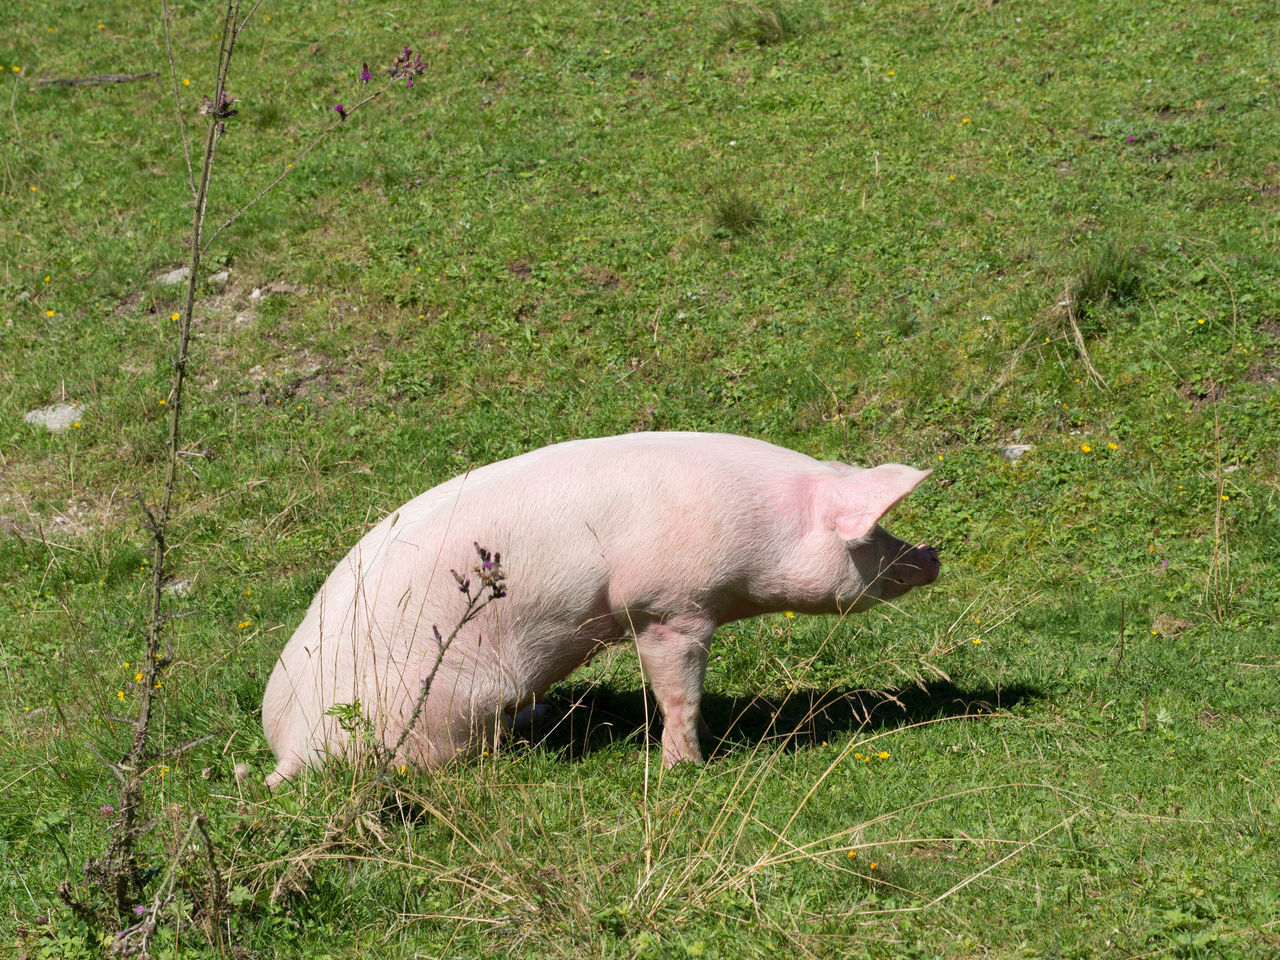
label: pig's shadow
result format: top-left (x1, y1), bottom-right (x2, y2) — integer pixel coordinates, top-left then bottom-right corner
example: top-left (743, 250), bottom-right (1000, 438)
top-left (507, 680), bottom-right (1041, 763)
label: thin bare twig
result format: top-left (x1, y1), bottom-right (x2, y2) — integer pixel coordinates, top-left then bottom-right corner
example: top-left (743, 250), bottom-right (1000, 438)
top-left (36, 72), bottom-right (160, 87)
top-left (90, 0), bottom-right (245, 922)
top-left (160, 0), bottom-right (195, 196)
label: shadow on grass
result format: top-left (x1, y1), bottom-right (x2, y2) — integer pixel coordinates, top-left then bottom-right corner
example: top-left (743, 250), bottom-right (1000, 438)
top-left (509, 681), bottom-right (1042, 763)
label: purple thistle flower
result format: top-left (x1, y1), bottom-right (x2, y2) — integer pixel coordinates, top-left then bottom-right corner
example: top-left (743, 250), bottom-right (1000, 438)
top-left (1161, 559), bottom-right (1169, 568)
top-left (1126, 135), bottom-right (1135, 143)
top-left (134, 905), bottom-right (148, 916)
top-left (451, 569), bottom-right (470, 593)
top-left (360, 62), bottom-right (372, 84)
top-left (100, 804), bottom-right (115, 816)
top-left (334, 104), bottom-right (347, 121)
top-left (405, 77), bottom-right (413, 88)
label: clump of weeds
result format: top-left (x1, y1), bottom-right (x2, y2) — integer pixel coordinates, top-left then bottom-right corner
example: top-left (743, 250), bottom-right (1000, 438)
top-left (710, 187), bottom-right (765, 239)
top-left (718, 2), bottom-right (799, 47)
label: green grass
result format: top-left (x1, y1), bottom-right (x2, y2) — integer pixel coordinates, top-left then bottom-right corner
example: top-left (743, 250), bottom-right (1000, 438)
top-left (3, 0), bottom-right (1280, 956)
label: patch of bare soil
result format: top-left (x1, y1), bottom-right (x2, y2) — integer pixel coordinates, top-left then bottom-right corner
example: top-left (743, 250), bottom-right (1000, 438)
top-left (1176, 379), bottom-right (1227, 407)
top-left (577, 265), bottom-right (621, 290)
top-left (1246, 318), bottom-right (1280, 384)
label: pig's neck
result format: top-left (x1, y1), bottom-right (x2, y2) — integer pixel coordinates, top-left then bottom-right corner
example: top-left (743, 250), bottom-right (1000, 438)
top-left (716, 526), bottom-right (850, 623)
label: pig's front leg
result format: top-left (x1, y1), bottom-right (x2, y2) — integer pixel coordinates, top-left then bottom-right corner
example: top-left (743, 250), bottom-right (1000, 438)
top-left (631, 614), bottom-right (716, 767)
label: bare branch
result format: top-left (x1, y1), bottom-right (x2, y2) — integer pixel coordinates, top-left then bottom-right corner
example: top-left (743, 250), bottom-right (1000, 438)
top-left (36, 71), bottom-right (159, 87)
top-left (160, 0), bottom-right (195, 196)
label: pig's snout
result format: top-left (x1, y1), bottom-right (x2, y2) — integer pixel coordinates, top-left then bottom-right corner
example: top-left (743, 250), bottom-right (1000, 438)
top-left (882, 544), bottom-right (941, 596)
top-left (914, 544), bottom-right (941, 583)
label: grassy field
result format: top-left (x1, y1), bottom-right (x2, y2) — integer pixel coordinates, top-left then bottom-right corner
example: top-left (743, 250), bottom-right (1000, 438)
top-left (3, 0), bottom-right (1279, 956)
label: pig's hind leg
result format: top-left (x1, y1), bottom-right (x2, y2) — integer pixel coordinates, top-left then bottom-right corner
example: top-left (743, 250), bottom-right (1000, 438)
top-left (631, 614), bottom-right (716, 767)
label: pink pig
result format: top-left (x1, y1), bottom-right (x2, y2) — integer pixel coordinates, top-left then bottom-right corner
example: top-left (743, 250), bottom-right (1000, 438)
top-left (262, 432), bottom-right (939, 786)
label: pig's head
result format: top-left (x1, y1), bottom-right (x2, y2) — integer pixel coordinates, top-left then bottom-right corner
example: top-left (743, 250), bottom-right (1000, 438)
top-left (824, 464), bottom-right (940, 611)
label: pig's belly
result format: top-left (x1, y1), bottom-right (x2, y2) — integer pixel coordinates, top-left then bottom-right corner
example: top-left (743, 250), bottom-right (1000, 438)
top-left (500, 606), bottom-right (629, 707)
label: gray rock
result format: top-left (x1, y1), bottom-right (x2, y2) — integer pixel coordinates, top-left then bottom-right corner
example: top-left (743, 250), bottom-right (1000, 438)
top-left (155, 266), bottom-right (191, 285)
top-left (209, 270), bottom-right (231, 286)
top-left (24, 402), bottom-right (85, 432)
top-left (1000, 444), bottom-right (1032, 462)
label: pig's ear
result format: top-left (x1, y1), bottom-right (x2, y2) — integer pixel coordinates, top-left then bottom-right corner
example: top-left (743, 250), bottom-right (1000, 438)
top-left (831, 464), bottom-right (932, 542)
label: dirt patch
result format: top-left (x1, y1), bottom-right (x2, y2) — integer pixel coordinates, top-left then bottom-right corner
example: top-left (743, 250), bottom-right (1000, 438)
top-left (576, 265), bottom-right (621, 291)
top-left (1245, 318), bottom-right (1280, 383)
top-left (507, 259), bottom-right (533, 281)
top-left (1176, 379), bottom-right (1226, 407)
top-left (1247, 361), bottom-right (1279, 385)
top-left (1151, 613), bottom-right (1191, 638)
top-left (1242, 164), bottom-right (1280, 200)
top-left (1199, 710), bottom-right (1222, 728)
top-left (259, 362), bottom-right (350, 405)
top-left (243, 349), bottom-right (353, 406)
top-left (0, 486), bottom-right (127, 542)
